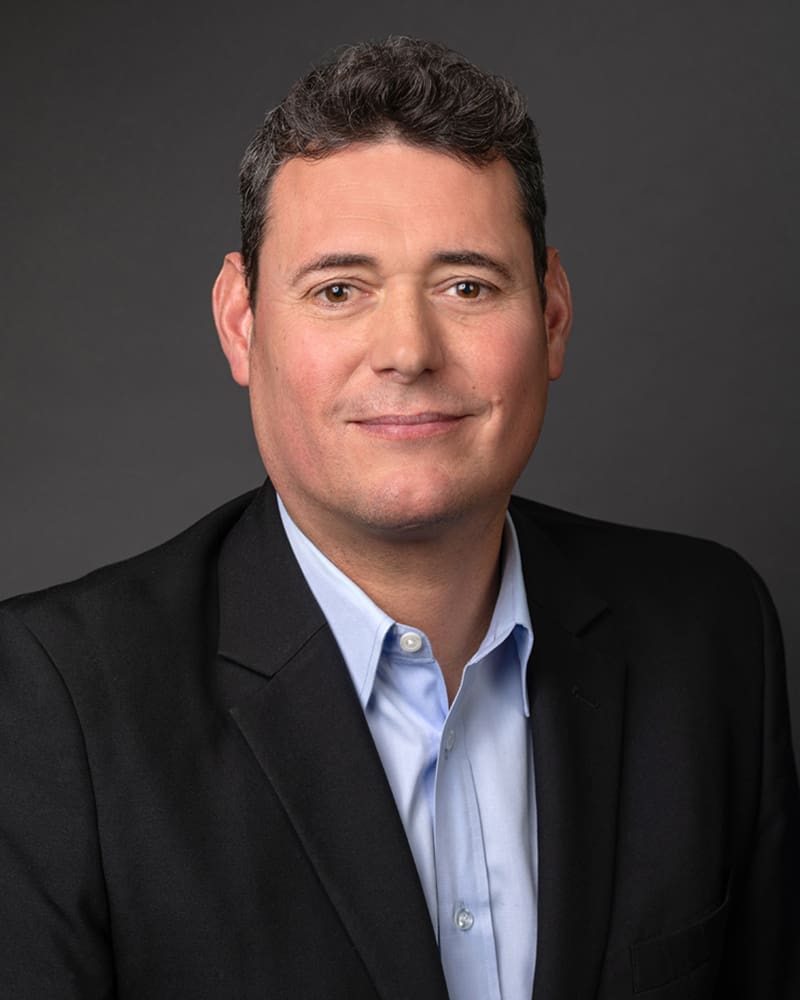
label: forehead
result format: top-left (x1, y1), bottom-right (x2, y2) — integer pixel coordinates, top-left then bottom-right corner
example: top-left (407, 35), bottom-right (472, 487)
top-left (261, 140), bottom-right (531, 268)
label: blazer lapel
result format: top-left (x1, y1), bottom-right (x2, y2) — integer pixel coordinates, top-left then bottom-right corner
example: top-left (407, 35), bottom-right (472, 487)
top-left (216, 484), bottom-right (448, 1000)
top-left (512, 502), bottom-right (627, 1000)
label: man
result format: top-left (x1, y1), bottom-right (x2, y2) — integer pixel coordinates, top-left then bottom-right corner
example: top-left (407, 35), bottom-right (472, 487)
top-left (1, 37), bottom-right (797, 1000)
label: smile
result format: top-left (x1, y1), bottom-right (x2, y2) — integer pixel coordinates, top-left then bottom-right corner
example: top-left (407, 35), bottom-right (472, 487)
top-left (353, 412), bottom-right (466, 440)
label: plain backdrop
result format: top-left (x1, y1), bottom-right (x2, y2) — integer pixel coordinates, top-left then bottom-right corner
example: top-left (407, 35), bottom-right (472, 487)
top-left (2, 0), bottom-right (798, 761)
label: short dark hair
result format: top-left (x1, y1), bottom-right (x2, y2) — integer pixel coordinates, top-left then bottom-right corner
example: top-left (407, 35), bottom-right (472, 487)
top-left (240, 37), bottom-right (547, 304)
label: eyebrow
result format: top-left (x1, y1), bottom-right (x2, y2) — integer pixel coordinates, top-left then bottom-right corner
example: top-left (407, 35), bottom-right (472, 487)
top-left (431, 250), bottom-right (514, 283)
top-left (289, 248), bottom-right (514, 286)
top-left (290, 253), bottom-right (377, 286)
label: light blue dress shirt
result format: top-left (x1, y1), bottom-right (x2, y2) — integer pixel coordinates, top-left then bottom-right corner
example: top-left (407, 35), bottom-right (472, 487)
top-left (277, 496), bottom-right (538, 1000)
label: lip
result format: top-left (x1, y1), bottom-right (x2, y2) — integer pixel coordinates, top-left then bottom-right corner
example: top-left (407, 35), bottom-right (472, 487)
top-left (352, 412), bottom-right (466, 440)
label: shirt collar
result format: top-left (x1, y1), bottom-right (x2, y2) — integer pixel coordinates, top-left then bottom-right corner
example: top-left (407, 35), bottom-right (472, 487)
top-left (277, 495), bottom-right (534, 715)
top-left (473, 514), bottom-right (534, 715)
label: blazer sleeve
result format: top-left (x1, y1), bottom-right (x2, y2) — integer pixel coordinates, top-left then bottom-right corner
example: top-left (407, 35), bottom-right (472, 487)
top-left (0, 607), bottom-right (114, 998)
top-left (718, 570), bottom-right (800, 996)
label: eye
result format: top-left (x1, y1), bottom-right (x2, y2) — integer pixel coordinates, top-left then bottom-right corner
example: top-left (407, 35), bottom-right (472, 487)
top-left (320, 283), bottom-right (351, 304)
top-left (444, 279), bottom-right (492, 300)
top-left (455, 280), bottom-right (482, 299)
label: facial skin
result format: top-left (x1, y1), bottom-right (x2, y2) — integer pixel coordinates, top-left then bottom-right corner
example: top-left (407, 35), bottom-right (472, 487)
top-left (214, 140), bottom-right (572, 554)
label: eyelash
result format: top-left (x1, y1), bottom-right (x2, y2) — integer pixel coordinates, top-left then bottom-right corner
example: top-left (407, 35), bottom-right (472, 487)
top-left (311, 278), bottom-right (496, 307)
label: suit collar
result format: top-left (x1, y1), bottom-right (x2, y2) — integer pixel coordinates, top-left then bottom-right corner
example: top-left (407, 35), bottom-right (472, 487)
top-left (219, 488), bottom-right (611, 676)
top-left (509, 495), bottom-right (609, 635)
top-left (217, 482), bottom-right (328, 676)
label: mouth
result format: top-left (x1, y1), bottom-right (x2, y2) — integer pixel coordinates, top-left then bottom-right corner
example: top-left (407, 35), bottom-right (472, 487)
top-left (352, 412), bottom-right (466, 440)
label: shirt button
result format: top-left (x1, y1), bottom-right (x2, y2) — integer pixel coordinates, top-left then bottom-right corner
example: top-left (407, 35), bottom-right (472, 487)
top-left (444, 729), bottom-right (455, 751)
top-left (399, 631), bottom-right (423, 653)
top-left (454, 906), bottom-right (474, 931)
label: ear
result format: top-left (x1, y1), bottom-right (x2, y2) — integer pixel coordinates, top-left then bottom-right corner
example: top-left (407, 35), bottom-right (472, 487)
top-left (212, 252), bottom-right (253, 387)
top-left (542, 247), bottom-right (573, 381)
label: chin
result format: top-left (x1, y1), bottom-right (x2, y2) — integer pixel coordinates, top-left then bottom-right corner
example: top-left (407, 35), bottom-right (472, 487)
top-left (345, 480), bottom-right (491, 537)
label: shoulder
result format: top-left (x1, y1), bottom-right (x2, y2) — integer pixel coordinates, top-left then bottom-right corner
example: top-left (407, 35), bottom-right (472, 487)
top-left (510, 493), bottom-right (762, 586)
top-left (0, 489), bottom-right (258, 660)
top-left (508, 494), bottom-right (775, 647)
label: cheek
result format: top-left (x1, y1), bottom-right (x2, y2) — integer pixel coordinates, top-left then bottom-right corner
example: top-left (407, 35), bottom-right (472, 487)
top-left (481, 332), bottom-right (548, 410)
top-left (252, 334), bottom-right (354, 445)
top-left (252, 329), bottom-right (311, 402)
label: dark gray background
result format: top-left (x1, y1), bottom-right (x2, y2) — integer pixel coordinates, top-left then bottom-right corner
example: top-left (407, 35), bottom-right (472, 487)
top-left (3, 0), bottom-right (798, 760)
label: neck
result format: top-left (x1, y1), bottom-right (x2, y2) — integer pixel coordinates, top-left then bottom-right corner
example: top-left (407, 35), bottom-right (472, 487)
top-left (287, 502), bottom-right (508, 702)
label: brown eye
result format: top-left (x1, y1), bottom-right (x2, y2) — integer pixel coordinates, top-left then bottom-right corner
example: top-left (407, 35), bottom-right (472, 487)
top-left (455, 281), bottom-right (481, 299)
top-left (322, 284), bottom-right (350, 303)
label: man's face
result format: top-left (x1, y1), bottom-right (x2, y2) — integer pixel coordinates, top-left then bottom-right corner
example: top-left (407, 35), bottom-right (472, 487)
top-left (215, 140), bottom-right (571, 546)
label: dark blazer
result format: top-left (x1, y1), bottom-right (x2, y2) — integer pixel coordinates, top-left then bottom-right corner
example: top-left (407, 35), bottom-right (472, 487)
top-left (1, 482), bottom-right (798, 999)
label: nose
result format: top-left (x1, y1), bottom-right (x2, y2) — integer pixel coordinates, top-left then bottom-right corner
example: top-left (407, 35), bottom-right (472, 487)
top-left (369, 291), bottom-right (445, 382)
